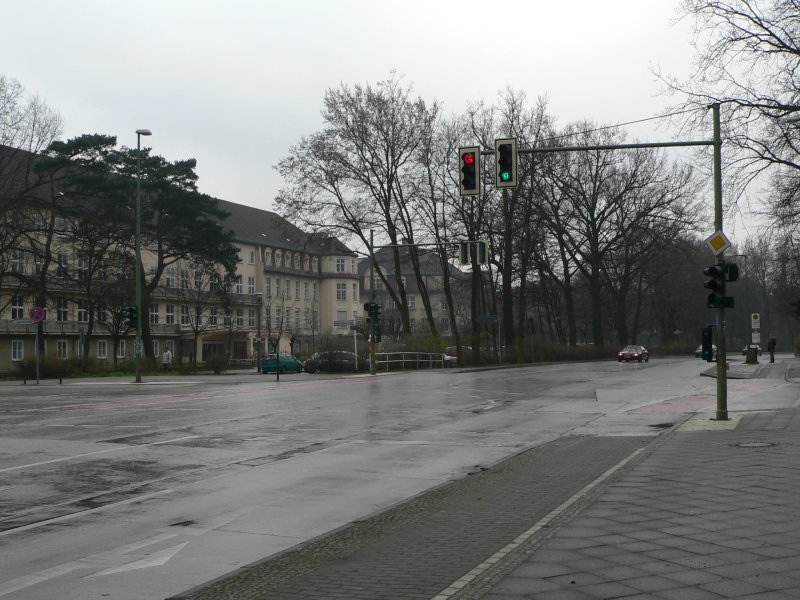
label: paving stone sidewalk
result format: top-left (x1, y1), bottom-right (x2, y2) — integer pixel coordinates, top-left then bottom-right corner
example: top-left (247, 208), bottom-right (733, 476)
top-left (468, 408), bottom-right (800, 600)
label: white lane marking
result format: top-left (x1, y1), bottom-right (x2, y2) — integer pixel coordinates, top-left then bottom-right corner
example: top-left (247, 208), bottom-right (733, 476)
top-left (0, 533), bottom-right (180, 596)
top-left (0, 436), bottom-right (199, 474)
top-left (0, 489), bottom-right (174, 539)
top-left (87, 542), bottom-right (189, 577)
top-left (431, 447), bottom-right (646, 599)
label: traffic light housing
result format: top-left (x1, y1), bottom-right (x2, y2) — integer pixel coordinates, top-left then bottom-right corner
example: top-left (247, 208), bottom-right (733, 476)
top-left (495, 138), bottom-right (518, 188)
top-left (459, 146), bottom-right (480, 196)
top-left (459, 240), bottom-right (489, 266)
top-left (126, 305), bottom-right (138, 328)
top-left (701, 326), bottom-right (714, 362)
top-left (726, 263), bottom-right (739, 282)
top-left (704, 264), bottom-right (726, 308)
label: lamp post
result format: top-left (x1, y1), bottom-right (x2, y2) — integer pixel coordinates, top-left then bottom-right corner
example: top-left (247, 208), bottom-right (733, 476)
top-left (255, 292), bottom-right (263, 373)
top-left (134, 128), bottom-right (152, 383)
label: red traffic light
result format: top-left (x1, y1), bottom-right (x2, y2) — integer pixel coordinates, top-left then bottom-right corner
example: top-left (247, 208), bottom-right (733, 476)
top-left (462, 152), bottom-right (475, 165)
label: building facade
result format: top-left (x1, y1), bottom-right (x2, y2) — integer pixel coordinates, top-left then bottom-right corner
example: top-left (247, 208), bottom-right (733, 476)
top-left (0, 198), bottom-right (360, 371)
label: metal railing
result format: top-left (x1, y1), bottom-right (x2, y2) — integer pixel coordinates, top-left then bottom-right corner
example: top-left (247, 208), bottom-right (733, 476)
top-left (374, 351), bottom-right (444, 371)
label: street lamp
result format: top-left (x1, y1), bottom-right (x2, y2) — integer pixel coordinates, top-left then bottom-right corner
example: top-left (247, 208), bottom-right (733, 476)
top-left (134, 128), bottom-right (152, 383)
top-left (255, 292), bottom-right (263, 373)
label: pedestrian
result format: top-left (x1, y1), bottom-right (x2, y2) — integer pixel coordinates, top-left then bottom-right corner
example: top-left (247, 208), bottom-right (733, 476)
top-left (162, 348), bottom-right (172, 372)
top-left (768, 334), bottom-right (776, 363)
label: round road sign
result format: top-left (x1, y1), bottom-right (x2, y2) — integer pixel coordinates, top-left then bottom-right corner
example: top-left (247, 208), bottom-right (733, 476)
top-left (29, 306), bottom-right (45, 322)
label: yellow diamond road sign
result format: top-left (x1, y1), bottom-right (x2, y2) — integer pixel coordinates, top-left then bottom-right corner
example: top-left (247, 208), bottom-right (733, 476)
top-left (705, 230), bottom-right (731, 255)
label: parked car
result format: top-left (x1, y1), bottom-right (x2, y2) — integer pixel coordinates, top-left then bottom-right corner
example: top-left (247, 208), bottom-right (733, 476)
top-left (442, 345), bottom-right (471, 366)
top-left (695, 344), bottom-right (717, 359)
top-left (303, 351), bottom-right (359, 373)
top-left (742, 345), bottom-right (763, 356)
top-left (617, 345), bottom-right (649, 363)
top-left (261, 353), bottom-right (304, 374)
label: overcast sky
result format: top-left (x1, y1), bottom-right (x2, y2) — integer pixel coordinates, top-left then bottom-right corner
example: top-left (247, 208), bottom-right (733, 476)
top-left (5, 1), bottom-right (699, 215)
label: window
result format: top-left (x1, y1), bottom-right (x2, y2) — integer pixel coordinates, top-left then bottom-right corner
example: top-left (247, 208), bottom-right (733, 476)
top-left (234, 275), bottom-right (242, 294)
top-left (276, 278), bottom-right (282, 298)
top-left (10, 249), bottom-right (25, 274)
top-left (180, 305), bottom-right (189, 325)
top-left (295, 308), bottom-right (300, 330)
top-left (165, 340), bottom-right (175, 355)
top-left (166, 304), bottom-right (175, 324)
top-left (440, 318), bottom-right (450, 332)
top-left (56, 340), bottom-right (68, 359)
top-left (336, 258), bottom-right (346, 273)
top-left (352, 283), bottom-right (358, 303)
top-left (248, 308), bottom-right (256, 328)
top-left (165, 267), bottom-right (175, 287)
top-left (248, 276), bottom-right (255, 295)
top-left (56, 253), bottom-right (69, 278)
top-left (408, 295), bottom-right (416, 310)
top-left (209, 306), bottom-right (218, 326)
top-left (180, 269), bottom-right (190, 289)
top-left (11, 340), bottom-right (24, 361)
top-left (313, 283), bottom-right (318, 301)
top-left (117, 340), bottom-right (126, 359)
top-left (312, 257), bottom-right (318, 272)
top-left (265, 277), bottom-right (271, 298)
top-left (149, 304), bottom-right (159, 324)
top-left (97, 340), bottom-right (108, 359)
top-left (336, 282), bottom-right (346, 301)
top-left (77, 301), bottom-right (89, 323)
top-left (236, 308), bottom-right (244, 327)
top-left (304, 282), bottom-right (309, 300)
top-left (295, 281), bottom-right (300, 300)
top-left (152, 340), bottom-right (160, 357)
top-left (264, 249), bottom-right (272, 266)
top-left (11, 296), bottom-right (24, 320)
top-left (336, 310), bottom-right (347, 323)
top-left (249, 250), bottom-right (255, 264)
top-left (410, 318), bottom-right (416, 332)
top-left (56, 298), bottom-right (69, 323)
top-left (35, 213), bottom-right (47, 232)
top-left (313, 310), bottom-right (319, 330)
top-left (78, 256), bottom-right (89, 282)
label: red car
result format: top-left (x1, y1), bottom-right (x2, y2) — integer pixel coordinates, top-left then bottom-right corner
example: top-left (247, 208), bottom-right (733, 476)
top-left (618, 345), bottom-right (649, 363)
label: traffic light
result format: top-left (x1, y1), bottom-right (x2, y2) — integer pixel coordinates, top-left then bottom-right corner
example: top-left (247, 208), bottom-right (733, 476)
top-left (495, 138), bottom-right (518, 188)
top-left (459, 146), bottom-right (480, 196)
top-left (726, 263), bottom-right (739, 282)
top-left (477, 241), bottom-right (488, 265)
top-left (703, 264), bottom-right (726, 308)
top-left (126, 305), bottom-right (138, 328)
top-left (701, 326), bottom-right (714, 362)
top-left (459, 241), bottom-right (488, 266)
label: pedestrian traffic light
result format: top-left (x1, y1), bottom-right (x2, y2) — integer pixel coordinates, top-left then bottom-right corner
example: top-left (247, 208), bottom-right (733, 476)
top-left (126, 305), bottom-right (138, 328)
top-left (459, 146), bottom-right (480, 196)
top-left (459, 241), bottom-right (470, 265)
top-left (495, 138), bottom-right (518, 188)
top-left (701, 326), bottom-right (713, 362)
top-left (703, 264), bottom-right (726, 308)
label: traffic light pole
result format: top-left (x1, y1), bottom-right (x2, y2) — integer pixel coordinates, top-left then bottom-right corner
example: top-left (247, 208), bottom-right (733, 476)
top-left (711, 103), bottom-right (728, 420)
top-left (369, 229), bottom-right (376, 376)
top-left (512, 105), bottom-right (728, 419)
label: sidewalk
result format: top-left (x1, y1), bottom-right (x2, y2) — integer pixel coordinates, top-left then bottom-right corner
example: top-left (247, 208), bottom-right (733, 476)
top-left (460, 359), bottom-right (800, 600)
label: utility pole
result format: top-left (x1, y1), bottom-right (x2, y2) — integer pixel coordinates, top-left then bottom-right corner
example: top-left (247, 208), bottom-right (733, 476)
top-left (369, 229), bottom-right (376, 375)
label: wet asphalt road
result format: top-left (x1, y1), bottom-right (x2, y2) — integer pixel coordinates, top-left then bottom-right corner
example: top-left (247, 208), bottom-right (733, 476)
top-left (1, 358), bottom-right (793, 599)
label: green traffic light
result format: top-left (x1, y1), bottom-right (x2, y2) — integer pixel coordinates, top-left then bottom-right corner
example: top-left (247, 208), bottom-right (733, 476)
top-left (500, 171), bottom-right (510, 181)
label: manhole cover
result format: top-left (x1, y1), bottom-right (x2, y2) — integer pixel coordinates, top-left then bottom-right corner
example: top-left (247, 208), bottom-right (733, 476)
top-left (737, 442), bottom-right (775, 448)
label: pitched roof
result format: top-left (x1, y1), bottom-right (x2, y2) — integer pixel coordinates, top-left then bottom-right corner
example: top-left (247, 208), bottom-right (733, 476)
top-left (186, 198), bottom-right (356, 257)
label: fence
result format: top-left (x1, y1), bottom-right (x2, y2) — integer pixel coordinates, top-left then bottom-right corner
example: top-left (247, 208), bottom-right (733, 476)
top-left (374, 352), bottom-right (444, 371)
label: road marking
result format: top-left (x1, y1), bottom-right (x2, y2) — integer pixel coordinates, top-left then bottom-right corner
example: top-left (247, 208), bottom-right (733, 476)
top-left (431, 447), bottom-right (646, 599)
top-left (87, 542), bottom-right (189, 577)
top-left (0, 436), bottom-right (199, 474)
top-left (0, 489), bottom-right (174, 538)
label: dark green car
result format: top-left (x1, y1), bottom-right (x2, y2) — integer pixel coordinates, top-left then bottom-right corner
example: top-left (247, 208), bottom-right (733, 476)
top-left (261, 353), bottom-right (304, 374)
